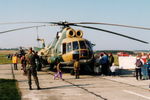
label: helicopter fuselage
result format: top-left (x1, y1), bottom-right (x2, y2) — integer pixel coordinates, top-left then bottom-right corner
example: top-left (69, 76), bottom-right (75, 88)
top-left (38, 27), bottom-right (94, 70)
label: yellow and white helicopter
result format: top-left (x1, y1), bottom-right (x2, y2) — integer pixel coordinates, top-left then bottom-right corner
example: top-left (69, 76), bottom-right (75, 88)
top-left (0, 21), bottom-right (149, 74)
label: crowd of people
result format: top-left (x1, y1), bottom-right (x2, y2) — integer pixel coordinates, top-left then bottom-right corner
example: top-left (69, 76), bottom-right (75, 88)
top-left (94, 52), bottom-right (116, 76)
top-left (135, 53), bottom-right (150, 80)
top-left (10, 47), bottom-right (81, 90)
top-left (11, 48), bottom-right (42, 90)
top-left (94, 52), bottom-right (150, 79)
top-left (10, 47), bottom-right (150, 90)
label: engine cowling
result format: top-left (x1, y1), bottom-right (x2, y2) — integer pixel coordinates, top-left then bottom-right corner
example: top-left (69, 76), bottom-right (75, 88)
top-left (66, 29), bottom-right (76, 38)
top-left (76, 30), bottom-right (83, 38)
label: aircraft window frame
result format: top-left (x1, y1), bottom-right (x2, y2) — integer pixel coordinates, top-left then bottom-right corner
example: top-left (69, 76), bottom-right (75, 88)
top-left (79, 41), bottom-right (87, 49)
top-left (62, 43), bottom-right (66, 54)
top-left (66, 42), bottom-right (72, 53)
top-left (85, 40), bottom-right (92, 50)
top-left (73, 41), bottom-right (79, 50)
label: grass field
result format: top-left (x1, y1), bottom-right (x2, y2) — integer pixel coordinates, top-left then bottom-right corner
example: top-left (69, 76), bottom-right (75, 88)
top-left (0, 50), bottom-right (21, 100)
top-left (0, 50), bottom-right (17, 64)
top-left (0, 50), bottom-right (119, 65)
top-left (0, 55), bottom-right (12, 64)
top-left (0, 79), bottom-right (21, 100)
top-left (0, 50), bottom-right (17, 55)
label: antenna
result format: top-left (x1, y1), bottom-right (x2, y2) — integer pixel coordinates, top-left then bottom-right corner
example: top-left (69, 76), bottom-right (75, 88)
top-left (36, 27), bottom-right (40, 47)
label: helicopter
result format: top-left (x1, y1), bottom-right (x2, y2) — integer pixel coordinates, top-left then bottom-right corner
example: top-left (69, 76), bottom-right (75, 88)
top-left (35, 25), bottom-right (95, 73)
top-left (0, 21), bottom-right (149, 74)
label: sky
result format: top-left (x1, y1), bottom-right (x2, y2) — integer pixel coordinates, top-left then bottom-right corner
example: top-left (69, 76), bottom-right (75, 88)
top-left (0, 0), bottom-right (150, 50)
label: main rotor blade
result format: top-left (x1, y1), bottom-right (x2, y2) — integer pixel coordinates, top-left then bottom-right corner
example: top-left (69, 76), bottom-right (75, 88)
top-left (70, 22), bottom-right (150, 30)
top-left (0, 25), bottom-right (46, 34)
top-left (72, 24), bottom-right (148, 44)
top-left (0, 21), bottom-right (150, 30)
top-left (0, 21), bottom-right (72, 27)
top-left (0, 22), bottom-right (58, 25)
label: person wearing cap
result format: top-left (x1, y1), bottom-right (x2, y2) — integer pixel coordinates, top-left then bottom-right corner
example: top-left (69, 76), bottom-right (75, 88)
top-left (25, 48), bottom-right (40, 90)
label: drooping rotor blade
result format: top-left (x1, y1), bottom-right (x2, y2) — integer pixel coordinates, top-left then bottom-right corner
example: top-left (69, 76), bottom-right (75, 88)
top-left (0, 25), bottom-right (46, 34)
top-left (70, 22), bottom-right (150, 30)
top-left (0, 22), bottom-right (59, 25)
top-left (72, 24), bottom-right (148, 44)
top-left (0, 21), bottom-right (72, 26)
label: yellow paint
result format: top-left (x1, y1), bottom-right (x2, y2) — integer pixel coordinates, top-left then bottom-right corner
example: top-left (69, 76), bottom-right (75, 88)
top-left (61, 37), bottom-right (89, 62)
top-left (66, 28), bottom-right (76, 38)
top-left (76, 30), bottom-right (83, 38)
top-left (62, 51), bottom-right (73, 62)
top-left (62, 38), bottom-right (85, 43)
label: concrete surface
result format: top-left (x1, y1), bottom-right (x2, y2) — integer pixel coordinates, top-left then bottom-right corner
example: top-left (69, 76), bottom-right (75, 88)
top-left (0, 64), bottom-right (150, 100)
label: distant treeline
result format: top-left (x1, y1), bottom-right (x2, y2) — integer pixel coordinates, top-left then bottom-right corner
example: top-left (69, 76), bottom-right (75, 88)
top-left (0, 48), bottom-right (18, 50)
top-left (94, 50), bottom-right (135, 54)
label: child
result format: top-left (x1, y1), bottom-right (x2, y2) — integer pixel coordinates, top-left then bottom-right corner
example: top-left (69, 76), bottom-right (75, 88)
top-left (12, 54), bottom-right (18, 70)
top-left (54, 62), bottom-right (63, 80)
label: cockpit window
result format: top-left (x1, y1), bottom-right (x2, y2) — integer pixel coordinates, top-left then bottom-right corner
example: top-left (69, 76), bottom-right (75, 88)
top-left (79, 41), bottom-right (86, 49)
top-left (62, 43), bottom-right (66, 54)
top-left (85, 40), bottom-right (92, 50)
top-left (66, 42), bottom-right (72, 53)
top-left (73, 41), bottom-right (79, 50)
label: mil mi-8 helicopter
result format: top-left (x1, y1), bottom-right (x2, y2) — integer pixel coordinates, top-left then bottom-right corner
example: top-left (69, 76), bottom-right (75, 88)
top-left (0, 21), bottom-right (149, 74)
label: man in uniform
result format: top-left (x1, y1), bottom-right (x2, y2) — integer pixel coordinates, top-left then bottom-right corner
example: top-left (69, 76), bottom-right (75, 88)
top-left (74, 58), bottom-right (80, 79)
top-left (25, 48), bottom-right (40, 90)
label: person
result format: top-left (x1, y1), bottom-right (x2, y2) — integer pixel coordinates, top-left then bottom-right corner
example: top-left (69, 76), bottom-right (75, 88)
top-left (25, 48), bottom-right (40, 90)
top-left (146, 59), bottom-right (150, 79)
top-left (94, 56), bottom-right (101, 75)
top-left (21, 55), bottom-right (27, 75)
top-left (35, 52), bottom-right (42, 71)
top-left (108, 53), bottom-right (114, 67)
top-left (135, 57), bottom-right (143, 80)
top-left (146, 54), bottom-right (150, 79)
top-left (54, 62), bottom-right (63, 80)
top-left (99, 52), bottom-right (109, 75)
top-left (141, 52), bottom-right (147, 64)
top-left (74, 58), bottom-right (80, 79)
top-left (108, 53), bottom-right (114, 75)
top-left (142, 58), bottom-right (150, 80)
top-left (8, 54), bottom-right (12, 60)
top-left (18, 47), bottom-right (26, 58)
top-left (12, 54), bottom-right (18, 70)
top-left (110, 63), bottom-right (117, 76)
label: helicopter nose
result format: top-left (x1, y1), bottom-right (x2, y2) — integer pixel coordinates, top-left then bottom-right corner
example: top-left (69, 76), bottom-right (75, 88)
top-left (73, 51), bottom-right (79, 60)
top-left (80, 50), bottom-right (88, 57)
